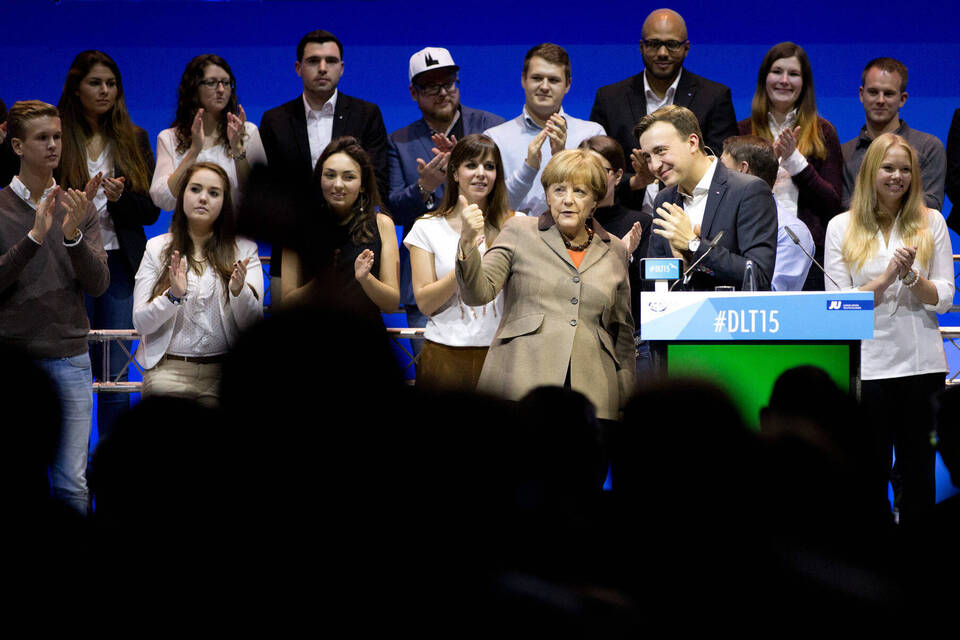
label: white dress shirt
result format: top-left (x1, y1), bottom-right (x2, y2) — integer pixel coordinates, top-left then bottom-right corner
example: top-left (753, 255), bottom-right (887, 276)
top-left (766, 109), bottom-right (807, 219)
top-left (824, 209), bottom-right (954, 380)
top-left (679, 156), bottom-right (718, 230)
top-left (304, 90), bottom-right (337, 171)
top-left (87, 143), bottom-right (118, 250)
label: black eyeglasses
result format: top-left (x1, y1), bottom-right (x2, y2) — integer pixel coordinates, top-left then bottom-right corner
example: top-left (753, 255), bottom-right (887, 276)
top-left (641, 39), bottom-right (687, 52)
top-left (415, 79), bottom-right (459, 97)
top-left (199, 78), bottom-right (235, 89)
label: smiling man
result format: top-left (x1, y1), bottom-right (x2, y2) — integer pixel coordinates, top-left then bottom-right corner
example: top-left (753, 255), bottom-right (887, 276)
top-left (841, 58), bottom-right (945, 210)
top-left (387, 47), bottom-right (504, 353)
top-left (484, 43), bottom-right (605, 214)
top-left (637, 105), bottom-right (776, 290)
top-left (0, 100), bottom-right (109, 514)
top-left (590, 8), bottom-right (738, 204)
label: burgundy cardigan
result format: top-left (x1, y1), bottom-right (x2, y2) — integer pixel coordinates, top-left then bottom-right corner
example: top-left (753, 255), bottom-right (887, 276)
top-left (738, 116), bottom-right (843, 251)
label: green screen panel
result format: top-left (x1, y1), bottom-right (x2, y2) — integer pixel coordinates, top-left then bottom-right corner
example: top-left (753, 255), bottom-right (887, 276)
top-left (666, 343), bottom-right (851, 431)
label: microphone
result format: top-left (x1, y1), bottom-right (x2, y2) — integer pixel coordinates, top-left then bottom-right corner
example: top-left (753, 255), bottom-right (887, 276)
top-left (671, 230), bottom-right (725, 291)
top-left (783, 225), bottom-right (840, 289)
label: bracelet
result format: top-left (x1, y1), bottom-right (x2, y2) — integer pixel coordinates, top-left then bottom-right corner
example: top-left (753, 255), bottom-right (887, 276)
top-left (230, 146), bottom-right (247, 160)
top-left (904, 267), bottom-right (921, 288)
top-left (166, 290), bottom-right (184, 305)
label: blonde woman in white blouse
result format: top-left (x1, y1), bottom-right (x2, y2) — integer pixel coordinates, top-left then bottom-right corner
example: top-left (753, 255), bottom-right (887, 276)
top-left (135, 162), bottom-right (263, 406)
top-left (825, 133), bottom-right (954, 523)
top-left (150, 54), bottom-right (266, 210)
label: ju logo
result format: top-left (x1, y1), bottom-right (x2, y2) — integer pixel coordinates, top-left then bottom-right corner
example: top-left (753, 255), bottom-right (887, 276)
top-left (827, 300), bottom-right (842, 310)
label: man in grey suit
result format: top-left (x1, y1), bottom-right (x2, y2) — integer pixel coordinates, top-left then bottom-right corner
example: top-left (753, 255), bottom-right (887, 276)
top-left (387, 47), bottom-right (503, 353)
top-left (638, 106), bottom-right (777, 291)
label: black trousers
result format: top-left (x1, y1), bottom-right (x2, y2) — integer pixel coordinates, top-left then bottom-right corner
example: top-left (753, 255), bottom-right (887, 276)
top-left (860, 373), bottom-right (943, 523)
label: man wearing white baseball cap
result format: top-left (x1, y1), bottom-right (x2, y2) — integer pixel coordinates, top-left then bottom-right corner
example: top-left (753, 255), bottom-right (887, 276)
top-left (387, 47), bottom-right (504, 357)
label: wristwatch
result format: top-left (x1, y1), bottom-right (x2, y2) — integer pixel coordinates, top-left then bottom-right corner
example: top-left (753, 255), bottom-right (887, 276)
top-left (688, 236), bottom-right (701, 253)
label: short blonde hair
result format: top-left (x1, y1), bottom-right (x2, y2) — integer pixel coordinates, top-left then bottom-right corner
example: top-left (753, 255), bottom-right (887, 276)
top-left (7, 100), bottom-right (58, 140)
top-left (540, 149), bottom-right (607, 203)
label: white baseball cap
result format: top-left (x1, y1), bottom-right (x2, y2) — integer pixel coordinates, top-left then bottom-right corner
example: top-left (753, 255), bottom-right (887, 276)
top-left (409, 47), bottom-right (459, 82)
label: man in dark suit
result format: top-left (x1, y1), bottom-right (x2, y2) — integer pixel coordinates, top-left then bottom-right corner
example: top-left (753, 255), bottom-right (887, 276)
top-left (590, 9), bottom-right (738, 207)
top-left (260, 30), bottom-right (389, 288)
top-left (387, 47), bottom-right (504, 349)
top-left (637, 106), bottom-right (777, 291)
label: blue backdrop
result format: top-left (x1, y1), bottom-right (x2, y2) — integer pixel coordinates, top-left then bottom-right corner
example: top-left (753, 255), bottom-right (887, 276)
top-left (3, 0), bottom-right (960, 498)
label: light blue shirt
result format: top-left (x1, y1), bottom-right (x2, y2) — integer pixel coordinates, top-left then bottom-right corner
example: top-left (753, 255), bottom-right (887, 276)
top-left (772, 202), bottom-right (814, 291)
top-left (484, 106), bottom-right (605, 215)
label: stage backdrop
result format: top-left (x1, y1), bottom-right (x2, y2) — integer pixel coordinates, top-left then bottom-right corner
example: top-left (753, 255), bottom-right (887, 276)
top-left (3, 0), bottom-right (959, 498)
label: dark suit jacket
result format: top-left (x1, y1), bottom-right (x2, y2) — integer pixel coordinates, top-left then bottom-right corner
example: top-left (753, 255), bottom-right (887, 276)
top-left (108, 127), bottom-right (162, 277)
top-left (946, 108), bottom-right (960, 234)
top-left (590, 69), bottom-right (739, 163)
top-left (260, 92), bottom-right (389, 198)
top-left (647, 161), bottom-right (778, 290)
top-left (260, 92), bottom-right (389, 272)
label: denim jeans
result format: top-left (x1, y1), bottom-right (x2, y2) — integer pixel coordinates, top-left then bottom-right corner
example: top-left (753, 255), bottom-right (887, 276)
top-left (86, 250), bottom-right (133, 444)
top-left (37, 352), bottom-right (93, 515)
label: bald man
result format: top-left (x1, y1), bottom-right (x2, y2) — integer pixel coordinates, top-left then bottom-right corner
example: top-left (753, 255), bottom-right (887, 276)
top-left (590, 8), bottom-right (738, 205)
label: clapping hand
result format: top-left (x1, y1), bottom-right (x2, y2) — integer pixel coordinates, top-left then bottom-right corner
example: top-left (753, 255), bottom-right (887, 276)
top-left (629, 148), bottom-right (655, 190)
top-left (431, 132), bottom-right (457, 154)
top-left (652, 202), bottom-right (696, 256)
top-left (190, 109), bottom-right (205, 153)
top-left (102, 176), bottom-right (125, 202)
top-left (354, 249), bottom-right (375, 282)
top-left (774, 126), bottom-right (800, 160)
top-left (83, 171), bottom-right (104, 202)
top-left (544, 113), bottom-right (567, 155)
top-left (229, 257), bottom-right (250, 296)
top-left (0, 121), bottom-right (7, 145)
top-left (416, 150), bottom-right (449, 192)
top-left (525, 128), bottom-right (548, 170)
top-left (621, 221), bottom-right (643, 254)
top-left (31, 185), bottom-right (60, 243)
top-left (168, 250), bottom-right (188, 298)
top-left (227, 105), bottom-right (246, 155)
top-left (61, 188), bottom-right (88, 241)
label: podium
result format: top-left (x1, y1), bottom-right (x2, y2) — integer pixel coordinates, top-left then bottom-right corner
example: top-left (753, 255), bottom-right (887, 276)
top-left (640, 291), bottom-right (874, 429)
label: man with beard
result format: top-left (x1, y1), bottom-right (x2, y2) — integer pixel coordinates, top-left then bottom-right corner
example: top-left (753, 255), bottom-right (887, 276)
top-left (591, 9), bottom-right (737, 208)
top-left (387, 47), bottom-right (504, 357)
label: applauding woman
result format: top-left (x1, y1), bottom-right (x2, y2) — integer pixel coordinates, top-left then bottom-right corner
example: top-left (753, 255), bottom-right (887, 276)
top-left (740, 42), bottom-right (843, 288)
top-left (134, 162), bottom-right (263, 405)
top-left (825, 133), bottom-right (954, 522)
top-left (282, 136), bottom-right (399, 323)
top-left (403, 134), bottom-right (515, 390)
top-left (57, 50), bottom-right (161, 438)
top-left (456, 149), bottom-right (635, 420)
top-left (150, 54), bottom-right (266, 210)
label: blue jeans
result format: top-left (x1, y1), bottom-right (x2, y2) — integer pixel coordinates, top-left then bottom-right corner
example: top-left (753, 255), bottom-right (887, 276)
top-left (86, 250), bottom-right (133, 445)
top-left (37, 352), bottom-right (93, 515)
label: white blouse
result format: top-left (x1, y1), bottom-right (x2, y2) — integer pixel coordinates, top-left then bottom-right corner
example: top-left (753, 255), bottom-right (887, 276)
top-left (149, 121), bottom-right (267, 211)
top-left (166, 263), bottom-right (231, 357)
top-left (766, 109), bottom-right (806, 220)
top-left (88, 143), bottom-right (118, 250)
top-left (824, 209), bottom-right (954, 380)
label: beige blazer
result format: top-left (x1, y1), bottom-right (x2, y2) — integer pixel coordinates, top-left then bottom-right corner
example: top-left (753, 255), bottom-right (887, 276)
top-left (457, 213), bottom-right (635, 419)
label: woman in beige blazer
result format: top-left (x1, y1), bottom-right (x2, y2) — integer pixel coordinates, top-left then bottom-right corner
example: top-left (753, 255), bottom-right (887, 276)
top-left (456, 149), bottom-right (635, 420)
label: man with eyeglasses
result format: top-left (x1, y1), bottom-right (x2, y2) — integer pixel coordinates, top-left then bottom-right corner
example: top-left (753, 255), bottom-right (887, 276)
top-left (387, 47), bottom-right (504, 359)
top-left (590, 9), bottom-right (737, 207)
top-left (260, 29), bottom-right (390, 294)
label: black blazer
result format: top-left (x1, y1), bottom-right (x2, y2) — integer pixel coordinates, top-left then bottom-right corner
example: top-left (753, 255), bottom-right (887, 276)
top-left (646, 161), bottom-right (778, 291)
top-left (590, 68), bottom-right (739, 162)
top-left (260, 92), bottom-right (389, 199)
top-left (108, 127), bottom-right (162, 277)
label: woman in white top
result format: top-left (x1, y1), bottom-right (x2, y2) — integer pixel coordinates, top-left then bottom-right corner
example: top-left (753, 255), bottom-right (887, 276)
top-left (825, 133), bottom-right (954, 522)
top-left (740, 42), bottom-right (843, 289)
top-left (150, 54), bottom-right (266, 211)
top-left (134, 162), bottom-right (263, 406)
top-left (404, 134), bottom-right (515, 391)
top-left (57, 50), bottom-right (161, 440)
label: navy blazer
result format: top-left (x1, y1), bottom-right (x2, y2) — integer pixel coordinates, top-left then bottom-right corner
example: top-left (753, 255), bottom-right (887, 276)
top-left (386, 106), bottom-right (504, 227)
top-left (260, 92), bottom-right (389, 198)
top-left (647, 161), bottom-right (778, 291)
top-left (387, 105), bottom-right (504, 308)
top-left (590, 68), bottom-right (738, 164)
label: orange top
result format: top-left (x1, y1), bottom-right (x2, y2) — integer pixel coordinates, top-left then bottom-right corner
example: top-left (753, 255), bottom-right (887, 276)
top-left (567, 249), bottom-right (586, 269)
